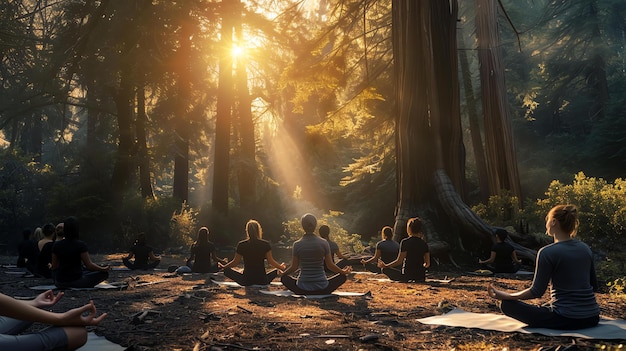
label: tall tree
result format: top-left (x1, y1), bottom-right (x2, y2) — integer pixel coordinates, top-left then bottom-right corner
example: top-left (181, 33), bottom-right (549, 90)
top-left (476, 0), bottom-right (522, 203)
top-left (212, 0), bottom-right (235, 215)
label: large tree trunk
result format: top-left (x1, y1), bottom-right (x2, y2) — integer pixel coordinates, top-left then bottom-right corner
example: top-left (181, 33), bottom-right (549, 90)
top-left (212, 0), bottom-right (235, 215)
top-left (476, 0), bottom-right (522, 204)
top-left (173, 17), bottom-right (191, 202)
top-left (234, 3), bottom-right (256, 209)
top-left (459, 29), bottom-right (490, 203)
top-left (110, 70), bottom-right (135, 195)
top-left (136, 84), bottom-right (154, 199)
top-left (392, 0), bottom-right (532, 261)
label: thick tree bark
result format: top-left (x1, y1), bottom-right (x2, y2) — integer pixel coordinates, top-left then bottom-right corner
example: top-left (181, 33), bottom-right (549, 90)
top-left (136, 84), bottom-right (154, 199)
top-left (110, 70), bottom-right (135, 194)
top-left (234, 4), bottom-right (256, 209)
top-left (212, 0), bottom-right (235, 215)
top-left (476, 0), bottom-right (522, 203)
top-left (459, 32), bottom-right (490, 203)
top-left (173, 17), bottom-right (191, 202)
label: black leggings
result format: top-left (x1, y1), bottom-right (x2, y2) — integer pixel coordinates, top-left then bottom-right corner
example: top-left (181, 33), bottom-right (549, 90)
top-left (223, 268), bottom-right (278, 286)
top-left (55, 270), bottom-right (109, 289)
top-left (123, 258), bottom-right (160, 270)
top-left (280, 274), bottom-right (347, 295)
top-left (501, 300), bottom-right (599, 329)
top-left (381, 267), bottom-right (425, 282)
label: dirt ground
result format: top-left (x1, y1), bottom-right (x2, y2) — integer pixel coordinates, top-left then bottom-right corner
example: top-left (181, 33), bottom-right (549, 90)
top-left (1, 253), bottom-right (625, 351)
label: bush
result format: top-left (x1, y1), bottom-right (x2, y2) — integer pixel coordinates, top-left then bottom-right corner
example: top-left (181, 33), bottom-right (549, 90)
top-left (282, 211), bottom-right (363, 254)
top-left (169, 201), bottom-right (198, 249)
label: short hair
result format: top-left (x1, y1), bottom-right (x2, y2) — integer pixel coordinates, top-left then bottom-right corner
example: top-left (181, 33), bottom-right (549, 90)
top-left (63, 217), bottom-right (79, 240)
top-left (42, 223), bottom-right (56, 238)
top-left (406, 217), bottom-right (423, 236)
top-left (301, 213), bottom-right (317, 233)
top-left (318, 225), bottom-right (330, 239)
top-left (246, 220), bottom-right (262, 240)
top-left (494, 228), bottom-right (508, 242)
top-left (549, 204), bottom-right (579, 237)
top-left (381, 226), bottom-right (393, 239)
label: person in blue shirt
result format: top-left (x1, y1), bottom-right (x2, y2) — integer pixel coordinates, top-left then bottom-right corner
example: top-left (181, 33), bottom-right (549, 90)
top-left (487, 204), bottom-right (600, 330)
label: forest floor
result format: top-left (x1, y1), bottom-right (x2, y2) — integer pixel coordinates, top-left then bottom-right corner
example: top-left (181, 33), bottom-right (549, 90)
top-left (1, 253), bottom-right (625, 351)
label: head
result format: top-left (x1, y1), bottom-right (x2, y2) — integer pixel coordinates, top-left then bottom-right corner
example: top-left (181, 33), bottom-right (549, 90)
top-left (546, 204), bottom-right (579, 237)
top-left (381, 226), bottom-right (394, 240)
top-left (55, 223), bottom-right (64, 238)
top-left (301, 213), bottom-right (317, 233)
top-left (63, 217), bottom-right (79, 240)
top-left (42, 223), bottom-right (56, 239)
top-left (246, 220), bottom-right (263, 240)
top-left (197, 227), bottom-right (209, 242)
top-left (406, 217), bottom-right (424, 237)
top-left (34, 227), bottom-right (43, 240)
top-left (318, 225), bottom-right (330, 239)
top-left (494, 229), bottom-right (508, 242)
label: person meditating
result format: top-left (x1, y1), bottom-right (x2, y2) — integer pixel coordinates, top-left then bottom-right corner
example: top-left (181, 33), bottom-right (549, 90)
top-left (487, 204), bottom-right (600, 329)
top-left (361, 226), bottom-right (400, 273)
top-left (51, 217), bottom-right (110, 289)
top-left (377, 217), bottom-right (430, 282)
top-left (219, 219), bottom-right (286, 286)
top-left (280, 213), bottom-right (352, 295)
top-left (478, 228), bottom-right (522, 273)
top-left (123, 233), bottom-right (161, 270)
top-left (184, 226), bottom-right (226, 273)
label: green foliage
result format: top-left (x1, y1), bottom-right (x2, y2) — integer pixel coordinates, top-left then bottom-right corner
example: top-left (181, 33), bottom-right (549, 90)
top-left (282, 211), bottom-right (363, 254)
top-left (0, 150), bottom-right (58, 237)
top-left (471, 191), bottom-right (521, 227)
top-left (532, 172), bottom-right (626, 252)
top-left (169, 201), bottom-right (198, 249)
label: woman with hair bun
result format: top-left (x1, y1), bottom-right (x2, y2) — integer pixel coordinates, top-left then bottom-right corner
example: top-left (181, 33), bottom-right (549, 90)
top-left (220, 219), bottom-right (285, 286)
top-left (487, 204), bottom-right (600, 329)
top-left (377, 217), bottom-right (430, 282)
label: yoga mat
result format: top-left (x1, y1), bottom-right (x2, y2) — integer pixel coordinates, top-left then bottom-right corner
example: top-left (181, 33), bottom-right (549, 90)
top-left (259, 290), bottom-right (368, 299)
top-left (30, 282), bottom-right (120, 291)
top-left (213, 281), bottom-right (283, 288)
top-left (417, 308), bottom-right (626, 340)
top-left (367, 278), bottom-right (454, 283)
top-left (77, 332), bottom-right (125, 351)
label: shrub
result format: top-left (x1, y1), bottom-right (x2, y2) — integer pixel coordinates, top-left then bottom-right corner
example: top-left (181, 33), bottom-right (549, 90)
top-left (169, 201), bottom-right (198, 249)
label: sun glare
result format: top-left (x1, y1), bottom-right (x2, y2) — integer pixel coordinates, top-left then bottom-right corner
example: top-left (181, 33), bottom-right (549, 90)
top-left (231, 44), bottom-right (244, 58)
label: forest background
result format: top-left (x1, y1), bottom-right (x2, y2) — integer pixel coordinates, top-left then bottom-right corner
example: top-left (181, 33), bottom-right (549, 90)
top-left (1, 0), bottom-right (625, 287)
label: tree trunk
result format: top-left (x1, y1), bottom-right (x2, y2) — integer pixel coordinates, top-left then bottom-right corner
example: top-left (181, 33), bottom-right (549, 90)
top-left (136, 84), bottom-right (154, 199)
top-left (459, 31), bottom-right (490, 203)
top-left (173, 17), bottom-right (191, 202)
top-left (476, 0), bottom-right (522, 204)
top-left (110, 70), bottom-right (135, 194)
top-left (212, 0), bottom-right (235, 215)
top-left (234, 6), bottom-right (256, 209)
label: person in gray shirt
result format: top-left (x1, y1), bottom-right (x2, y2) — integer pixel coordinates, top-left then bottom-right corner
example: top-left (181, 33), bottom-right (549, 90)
top-left (487, 204), bottom-right (600, 330)
top-left (280, 213), bottom-right (352, 294)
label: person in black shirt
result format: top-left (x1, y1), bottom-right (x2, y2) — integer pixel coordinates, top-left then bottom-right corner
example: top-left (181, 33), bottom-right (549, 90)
top-left (51, 217), bottom-right (110, 289)
top-left (36, 223), bottom-right (57, 279)
top-left (361, 226), bottom-right (400, 273)
top-left (220, 219), bottom-right (286, 286)
top-left (16, 228), bottom-right (38, 275)
top-left (185, 227), bottom-right (226, 273)
top-left (479, 229), bottom-right (521, 273)
top-left (123, 233), bottom-right (161, 270)
top-left (378, 217), bottom-right (430, 282)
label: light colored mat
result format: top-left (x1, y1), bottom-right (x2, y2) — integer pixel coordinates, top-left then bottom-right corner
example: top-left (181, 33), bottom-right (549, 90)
top-left (368, 278), bottom-right (454, 284)
top-left (417, 308), bottom-right (626, 340)
top-left (77, 332), bottom-right (125, 351)
top-left (259, 289), bottom-right (368, 299)
top-left (30, 282), bottom-right (120, 291)
top-left (213, 281), bottom-right (283, 288)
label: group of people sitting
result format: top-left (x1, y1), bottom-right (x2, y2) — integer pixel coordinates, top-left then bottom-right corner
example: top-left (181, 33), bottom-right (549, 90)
top-left (16, 217), bottom-right (110, 289)
top-left (3, 204), bottom-right (601, 350)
